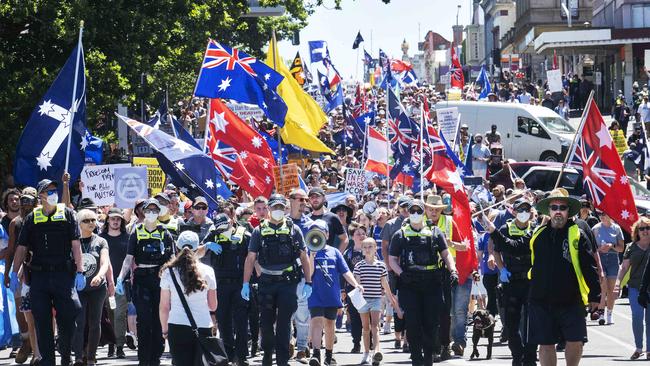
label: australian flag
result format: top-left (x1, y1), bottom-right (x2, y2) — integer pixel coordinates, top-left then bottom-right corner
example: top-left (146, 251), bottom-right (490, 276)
top-left (194, 40), bottom-right (287, 127)
top-left (387, 88), bottom-right (418, 180)
top-left (14, 45), bottom-right (87, 188)
top-left (378, 49), bottom-right (395, 88)
top-left (364, 49), bottom-right (374, 67)
top-left (116, 113), bottom-right (231, 205)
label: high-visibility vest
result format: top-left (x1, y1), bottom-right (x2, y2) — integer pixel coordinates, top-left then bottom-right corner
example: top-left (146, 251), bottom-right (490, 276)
top-left (33, 204), bottom-right (66, 224)
top-left (437, 215), bottom-right (454, 257)
top-left (528, 224), bottom-right (590, 305)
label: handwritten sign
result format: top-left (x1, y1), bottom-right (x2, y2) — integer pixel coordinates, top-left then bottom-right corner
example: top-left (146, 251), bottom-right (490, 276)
top-left (436, 107), bottom-right (460, 146)
top-left (80, 164), bottom-right (130, 206)
top-left (113, 167), bottom-right (148, 208)
top-left (345, 168), bottom-right (367, 200)
top-left (272, 164), bottom-right (300, 196)
top-left (133, 157), bottom-right (165, 195)
top-left (546, 69), bottom-right (563, 93)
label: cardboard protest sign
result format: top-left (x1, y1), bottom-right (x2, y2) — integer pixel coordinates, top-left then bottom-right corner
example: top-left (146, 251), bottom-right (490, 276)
top-left (345, 168), bottom-right (367, 200)
top-left (113, 166), bottom-right (148, 208)
top-left (133, 157), bottom-right (165, 195)
top-left (80, 164), bottom-right (130, 206)
top-left (272, 164), bottom-right (300, 196)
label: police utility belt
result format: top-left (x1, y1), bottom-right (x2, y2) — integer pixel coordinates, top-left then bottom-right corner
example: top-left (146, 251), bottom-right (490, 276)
top-left (259, 265), bottom-right (300, 283)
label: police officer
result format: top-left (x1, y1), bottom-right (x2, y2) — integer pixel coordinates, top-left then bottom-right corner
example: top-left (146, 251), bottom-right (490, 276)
top-left (241, 194), bottom-right (312, 366)
top-left (115, 199), bottom-right (175, 366)
top-left (154, 192), bottom-right (179, 239)
top-left (389, 199), bottom-right (459, 366)
top-left (202, 213), bottom-right (250, 366)
top-left (485, 198), bottom-right (537, 366)
top-left (9, 179), bottom-right (86, 366)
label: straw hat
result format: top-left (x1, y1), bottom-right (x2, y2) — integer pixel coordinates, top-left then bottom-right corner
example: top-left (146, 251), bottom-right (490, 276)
top-left (425, 195), bottom-right (447, 209)
top-left (535, 188), bottom-right (581, 217)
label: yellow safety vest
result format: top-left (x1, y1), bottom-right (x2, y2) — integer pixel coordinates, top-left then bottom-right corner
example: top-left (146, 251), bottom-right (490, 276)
top-left (437, 215), bottom-right (454, 257)
top-left (135, 225), bottom-right (166, 241)
top-left (260, 220), bottom-right (291, 236)
top-left (528, 224), bottom-right (590, 305)
top-left (217, 226), bottom-right (246, 244)
top-left (507, 221), bottom-right (531, 237)
top-left (33, 204), bottom-right (66, 224)
top-left (161, 216), bottom-right (178, 232)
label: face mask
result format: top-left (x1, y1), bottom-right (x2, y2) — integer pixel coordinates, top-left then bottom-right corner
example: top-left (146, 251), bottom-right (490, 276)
top-left (516, 212), bottom-right (531, 223)
top-left (270, 209), bottom-right (285, 221)
top-left (410, 213), bottom-right (423, 224)
top-left (46, 193), bottom-right (58, 206)
top-left (159, 206), bottom-right (168, 217)
top-left (144, 213), bottom-right (158, 223)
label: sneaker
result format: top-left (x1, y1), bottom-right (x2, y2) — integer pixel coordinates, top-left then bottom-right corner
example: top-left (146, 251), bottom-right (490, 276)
top-left (451, 342), bottom-right (464, 356)
top-left (324, 357), bottom-right (337, 365)
top-left (116, 346), bottom-right (126, 359)
top-left (351, 344), bottom-right (361, 353)
top-left (309, 356), bottom-right (321, 366)
top-left (606, 311), bottom-right (613, 325)
top-left (296, 350), bottom-right (308, 364)
top-left (394, 340), bottom-right (401, 349)
top-left (433, 353), bottom-right (442, 363)
top-left (125, 333), bottom-right (136, 350)
top-left (382, 322), bottom-right (391, 335)
top-left (598, 312), bottom-right (606, 326)
top-left (372, 351), bottom-right (383, 365)
top-left (360, 352), bottom-right (370, 365)
top-left (107, 344), bottom-right (115, 358)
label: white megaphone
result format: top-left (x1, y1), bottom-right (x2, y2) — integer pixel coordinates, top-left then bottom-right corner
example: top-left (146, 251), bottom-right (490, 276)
top-left (305, 229), bottom-right (327, 252)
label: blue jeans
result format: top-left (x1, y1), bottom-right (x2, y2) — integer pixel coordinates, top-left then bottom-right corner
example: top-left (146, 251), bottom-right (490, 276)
top-left (629, 287), bottom-right (650, 351)
top-left (451, 279), bottom-right (472, 347)
top-left (293, 279), bottom-right (310, 351)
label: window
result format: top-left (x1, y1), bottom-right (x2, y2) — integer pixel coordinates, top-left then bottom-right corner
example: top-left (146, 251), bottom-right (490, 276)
top-left (632, 4), bottom-right (650, 28)
top-left (528, 119), bottom-right (550, 139)
top-left (518, 117), bottom-right (528, 133)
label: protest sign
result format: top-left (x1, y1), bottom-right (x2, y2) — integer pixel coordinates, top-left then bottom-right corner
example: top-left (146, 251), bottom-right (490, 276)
top-left (272, 164), bottom-right (300, 196)
top-left (80, 164), bottom-right (130, 206)
top-left (436, 107), bottom-right (460, 146)
top-left (546, 69), bottom-right (563, 93)
top-left (113, 167), bottom-right (148, 208)
top-left (133, 157), bottom-right (165, 195)
top-left (345, 168), bottom-right (367, 200)
top-left (225, 102), bottom-right (265, 121)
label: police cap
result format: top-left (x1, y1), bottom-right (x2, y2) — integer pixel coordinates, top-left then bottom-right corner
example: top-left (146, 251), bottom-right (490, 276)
top-left (213, 213), bottom-right (230, 231)
top-left (268, 194), bottom-right (287, 208)
top-left (37, 179), bottom-right (57, 195)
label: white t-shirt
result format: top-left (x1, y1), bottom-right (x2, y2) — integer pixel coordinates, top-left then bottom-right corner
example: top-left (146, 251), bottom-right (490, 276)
top-left (160, 263), bottom-right (217, 328)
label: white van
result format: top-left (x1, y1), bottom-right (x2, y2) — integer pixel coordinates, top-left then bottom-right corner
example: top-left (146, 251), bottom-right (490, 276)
top-left (434, 101), bottom-right (575, 162)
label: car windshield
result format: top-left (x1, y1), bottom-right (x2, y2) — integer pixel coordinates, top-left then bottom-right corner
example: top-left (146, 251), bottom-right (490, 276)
top-left (539, 117), bottom-right (575, 134)
top-left (630, 176), bottom-right (650, 198)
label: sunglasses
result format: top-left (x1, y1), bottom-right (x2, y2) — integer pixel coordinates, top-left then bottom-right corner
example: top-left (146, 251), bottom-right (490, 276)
top-left (143, 209), bottom-right (160, 214)
top-left (81, 218), bottom-right (97, 224)
top-left (549, 204), bottom-right (569, 212)
top-left (639, 226), bottom-right (650, 232)
top-left (515, 207), bottom-right (530, 213)
top-left (20, 198), bottom-right (34, 205)
top-left (193, 205), bottom-right (208, 210)
top-left (596, 211), bottom-right (606, 216)
top-left (409, 209), bottom-right (424, 215)
top-left (46, 189), bottom-right (57, 195)
top-left (292, 197), bottom-right (307, 202)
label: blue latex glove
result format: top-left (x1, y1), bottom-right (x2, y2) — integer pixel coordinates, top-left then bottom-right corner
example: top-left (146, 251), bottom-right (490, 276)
top-left (115, 279), bottom-right (125, 296)
top-left (241, 282), bottom-right (250, 301)
top-left (75, 273), bottom-right (86, 291)
top-left (9, 272), bottom-right (19, 293)
top-left (499, 267), bottom-right (511, 283)
top-left (301, 283), bottom-right (313, 299)
top-left (206, 242), bottom-right (223, 255)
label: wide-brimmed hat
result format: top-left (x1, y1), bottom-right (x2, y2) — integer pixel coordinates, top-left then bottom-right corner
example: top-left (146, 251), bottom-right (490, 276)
top-left (535, 188), bottom-right (581, 217)
top-left (425, 195), bottom-right (447, 209)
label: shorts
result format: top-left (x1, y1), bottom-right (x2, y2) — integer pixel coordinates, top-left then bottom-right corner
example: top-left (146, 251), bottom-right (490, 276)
top-left (309, 306), bottom-right (339, 320)
top-left (127, 302), bottom-right (137, 316)
top-left (358, 298), bottom-right (383, 313)
top-left (599, 253), bottom-right (620, 279)
top-left (527, 301), bottom-right (587, 345)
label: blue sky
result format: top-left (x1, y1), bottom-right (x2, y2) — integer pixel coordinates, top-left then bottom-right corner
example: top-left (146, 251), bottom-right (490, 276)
top-left (277, 0), bottom-right (472, 80)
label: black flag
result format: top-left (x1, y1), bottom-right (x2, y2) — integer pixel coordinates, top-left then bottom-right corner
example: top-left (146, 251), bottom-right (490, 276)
top-left (352, 31), bottom-right (364, 49)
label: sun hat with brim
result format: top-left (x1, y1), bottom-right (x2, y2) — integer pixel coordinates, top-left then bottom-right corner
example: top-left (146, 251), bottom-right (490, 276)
top-left (425, 195), bottom-right (447, 209)
top-left (535, 188), bottom-right (581, 217)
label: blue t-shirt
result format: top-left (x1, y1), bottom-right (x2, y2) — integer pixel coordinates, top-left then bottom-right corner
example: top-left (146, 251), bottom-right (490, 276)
top-left (308, 246), bottom-right (350, 308)
top-left (477, 232), bottom-right (498, 275)
top-left (292, 214), bottom-right (313, 237)
top-left (373, 225), bottom-right (384, 260)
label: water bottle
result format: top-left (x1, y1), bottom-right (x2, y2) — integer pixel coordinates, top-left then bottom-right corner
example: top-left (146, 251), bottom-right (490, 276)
top-left (109, 295), bottom-right (117, 310)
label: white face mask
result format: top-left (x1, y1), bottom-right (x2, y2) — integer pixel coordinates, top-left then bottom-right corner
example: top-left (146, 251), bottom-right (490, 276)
top-left (159, 206), bottom-right (168, 217)
top-left (410, 213), bottom-right (423, 224)
top-left (516, 212), bottom-right (531, 223)
top-left (46, 193), bottom-right (58, 206)
top-left (270, 209), bottom-right (285, 221)
top-left (144, 213), bottom-right (158, 223)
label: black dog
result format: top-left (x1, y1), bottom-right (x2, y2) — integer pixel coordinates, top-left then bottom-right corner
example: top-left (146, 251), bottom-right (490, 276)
top-left (469, 309), bottom-right (495, 360)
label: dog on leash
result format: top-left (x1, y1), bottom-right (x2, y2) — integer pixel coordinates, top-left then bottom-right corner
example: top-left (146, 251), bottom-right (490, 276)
top-left (469, 309), bottom-right (495, 360)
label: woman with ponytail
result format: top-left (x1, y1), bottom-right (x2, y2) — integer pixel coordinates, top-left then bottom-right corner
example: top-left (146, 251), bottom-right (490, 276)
top-left (159, 231), bottom-right (217, 365)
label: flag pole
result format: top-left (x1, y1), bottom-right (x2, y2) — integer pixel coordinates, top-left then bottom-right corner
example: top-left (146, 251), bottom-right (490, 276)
top-left (385, 83), bottom-right (391, 194)
top-left (166, 88), bottom-right (178, 138)
top-left (271, 29), bottom-right (284, 187)
top-left (355, 46), bottom-right (360, 81)
top-left (64, 21), bottom-right (84, 174)
top-left (553, 90), bottom-right (594, 189)
top-left (203, 100), bottom-right (211, 152)
top-left (419, 99), bottom-right (425, 201)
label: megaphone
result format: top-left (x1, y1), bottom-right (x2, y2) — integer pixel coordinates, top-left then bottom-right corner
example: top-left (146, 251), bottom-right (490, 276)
top-left (305, 229), bottom-right (327, 252)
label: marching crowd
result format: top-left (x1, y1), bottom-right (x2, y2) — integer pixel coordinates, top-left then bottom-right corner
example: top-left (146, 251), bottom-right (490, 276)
top-left (1, 78), bottom-right (650, 366)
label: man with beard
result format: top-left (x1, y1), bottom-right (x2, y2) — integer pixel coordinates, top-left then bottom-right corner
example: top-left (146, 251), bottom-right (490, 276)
top-left (308, 188), bottom-right (348, 251)
top-left (1, 188), bottom-right (21, 234)
top-left (179, 196), bottom-right (214, 242)
top-left (528, 189), bottom-right (601, 366)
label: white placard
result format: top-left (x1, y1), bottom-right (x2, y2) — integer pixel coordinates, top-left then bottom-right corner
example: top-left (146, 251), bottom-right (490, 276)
top-left (113, 167), bottom-right (149, 209)
top-left (436, 107), bottom-right (460, 146)
top-left (225, 102), bottom-right (264, 121)
top-left (345, 168), bottom-right (367, 200)
top-left (546, 69), bottom-right (563, 93)
top-left (80, 164), bottom-right (130, 206)
top-left (348, 288), bottom-right (367, 310)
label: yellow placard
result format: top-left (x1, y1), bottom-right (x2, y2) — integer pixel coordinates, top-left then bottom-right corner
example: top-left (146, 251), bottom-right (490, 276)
top-left (272, 163), bottom-right (300, 196)
top-left (133, 157), bottom-right (165, 195)
top-left (610, 129), bottom-right (628, 156)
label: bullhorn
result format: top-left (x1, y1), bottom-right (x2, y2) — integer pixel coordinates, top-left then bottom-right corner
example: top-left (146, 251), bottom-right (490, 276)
top-left (305, 229), bottom-right (327, 252)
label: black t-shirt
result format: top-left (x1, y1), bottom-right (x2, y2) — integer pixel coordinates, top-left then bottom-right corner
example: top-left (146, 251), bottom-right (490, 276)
top-left (79, 234), bottom-right (108, 290)
top-left (100, 231), bottom-right (130, 282)
top-left (310, 212), bottom-right (345, 249)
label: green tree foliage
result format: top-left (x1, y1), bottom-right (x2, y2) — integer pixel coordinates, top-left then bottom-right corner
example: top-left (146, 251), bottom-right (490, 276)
top-left (0, 0), bottom-right (314, 180)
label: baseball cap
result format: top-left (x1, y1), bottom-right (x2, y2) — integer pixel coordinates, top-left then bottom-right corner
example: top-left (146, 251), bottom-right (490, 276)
top-left (308, 187), bottom-right (325, 197)
top-left (513, 198), bottom-right (531, 210)
top-left (142, 199), bottom-right (162, 211)
top-left (78, 198), bottom-right (98, 210)
top-left (154, 192), bottom-right (170, 203)
top-left (309, 219), bottom-right (329, 234)
top-left (408, 199), bottom-right (425, 211)
top-left (193, 196), bottom-right (208, 207)
top-left (21, 187), bottom-right (37, 199)
top-left (37, 179), bottom-right (57, 194)
top-left (398, 196), bottom-right (412, 208)
top-left (213, 213), bottom-right (230, 231)
top-left (107, 207), bottom-right (124, 219)
top-left (176, 231), bottom-right (200, 251)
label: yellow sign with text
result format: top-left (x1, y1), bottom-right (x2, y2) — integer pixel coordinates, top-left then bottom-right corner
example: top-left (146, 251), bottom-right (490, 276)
top-left (133, 157), bottom-right (165, 195)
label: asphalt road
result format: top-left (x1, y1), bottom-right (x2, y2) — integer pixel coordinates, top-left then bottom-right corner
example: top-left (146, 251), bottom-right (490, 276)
top-left (0, 295), bottom-right (641, 365)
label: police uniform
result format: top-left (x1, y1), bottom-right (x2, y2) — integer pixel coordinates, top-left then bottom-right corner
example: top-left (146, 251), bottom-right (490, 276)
top-left (17, 202), bottom-right (82, 366)
top-left (248, 217), bottom-right (305, 366)
top-left (390, 218), bottom-right (449, 365)
top-left (127, 223), bottom-right (174, 366)
top-left (158, 215), bottom-right (179, 240)
top-left (431, 213), bottom-right (454, 359)
top-left (491, 219), bottom-right (537, 366)
top-left (204, 223), bottom-right (250, 364)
